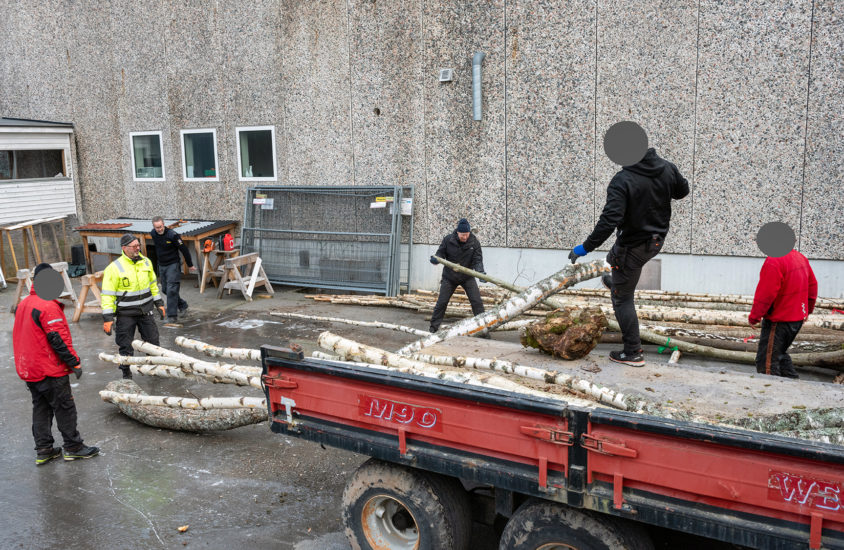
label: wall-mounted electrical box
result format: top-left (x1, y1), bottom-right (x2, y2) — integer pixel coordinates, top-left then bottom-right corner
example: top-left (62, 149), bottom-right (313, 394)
top-left (438, 68), bottom-right (454, 82)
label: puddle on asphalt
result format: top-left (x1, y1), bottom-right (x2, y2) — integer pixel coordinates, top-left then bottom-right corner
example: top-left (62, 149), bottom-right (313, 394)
top-left (216, 319), bottom-right (285, 330)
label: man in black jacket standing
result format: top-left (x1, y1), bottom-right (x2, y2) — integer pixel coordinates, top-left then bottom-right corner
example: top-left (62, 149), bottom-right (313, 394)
top-left (569, 123), bottom-right (689, 366)
top-left (429, 218), bottom-right (486, 334)
top-left (150, 217), bottom-right (198, 323)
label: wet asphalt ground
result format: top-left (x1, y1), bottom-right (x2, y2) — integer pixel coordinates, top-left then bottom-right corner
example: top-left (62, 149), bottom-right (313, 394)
top-left (0, 276), bottom-right (772, 549)
top-left (1, 279), bottom-right (422, 550)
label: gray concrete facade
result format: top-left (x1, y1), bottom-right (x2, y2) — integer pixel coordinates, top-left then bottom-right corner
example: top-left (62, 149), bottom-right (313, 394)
top-left (1, 0), bottom-right (842, 265)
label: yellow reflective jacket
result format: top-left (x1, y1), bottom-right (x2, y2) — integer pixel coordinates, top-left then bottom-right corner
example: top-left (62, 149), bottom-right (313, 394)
top-left (101, 252), bottom-right (162, 320)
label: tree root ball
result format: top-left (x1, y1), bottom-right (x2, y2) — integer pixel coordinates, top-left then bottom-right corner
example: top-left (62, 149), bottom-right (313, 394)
top-left (521, 306), bottom-right (608, 360)
top-left (104, 380), bottom-right (268, 432)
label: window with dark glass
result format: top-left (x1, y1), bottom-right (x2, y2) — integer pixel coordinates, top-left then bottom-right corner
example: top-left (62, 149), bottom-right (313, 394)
top-left (130, 132), bottom-right (164, 180)
top-left (0, 150), bottom-right (65, 180)
top-left (181, 129), bottom-right (218, 180)
top-left (236, 126), bottom-right (276, 180)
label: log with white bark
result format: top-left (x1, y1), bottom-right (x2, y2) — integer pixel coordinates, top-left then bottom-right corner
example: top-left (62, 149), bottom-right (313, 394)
top-left (631, 321), bottom-right (844, 371)
top-left (560, 288), bottom-right (844, 310)
top-left (407, 352), bottom-right (635, 411)
top-left (495, 319), bottom-right (540, 331)
top-left (398, 259), bottom-right (610, 355)
top-left (270, 311), bottom-right (429, 336)
top-left (317, 331), bottom-right (581, 401)
top-left (638, 324), bottom-right (841, 353)
top-left (99, 353), bottom-right (207, 382)
top-left (101, 380), bottom-right (268, 432)
top-left (175, 336), bottom-right (261, 361)
top-left (133, 340), bottom-right (262, 377)
top-left (437, 260), bottom-right (844, 369)
top-left (98, 353), bottom-right (187, 368)
top-left (100, 390), bottom-right (266, 409)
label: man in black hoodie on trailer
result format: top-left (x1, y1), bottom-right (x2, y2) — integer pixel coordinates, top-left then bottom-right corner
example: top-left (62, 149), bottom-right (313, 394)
top-left (569, 142), bottom-right (689, 367)
top-left (429, 218), bottom-right (486, 334)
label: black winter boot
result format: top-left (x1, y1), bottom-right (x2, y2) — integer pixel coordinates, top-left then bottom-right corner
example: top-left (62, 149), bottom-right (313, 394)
top-left (36, 447), bottom-right (62, 466)
top-left (63, 445), bottom-right (100, 461)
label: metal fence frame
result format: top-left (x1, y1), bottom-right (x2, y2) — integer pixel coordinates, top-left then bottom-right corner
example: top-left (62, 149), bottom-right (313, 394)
top-left (241, 185), bottom-right (413, 296)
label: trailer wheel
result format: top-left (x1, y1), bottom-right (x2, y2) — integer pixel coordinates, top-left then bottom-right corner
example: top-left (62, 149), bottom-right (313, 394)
top-left (342, 458), bottom-right (471, 550)
top-left (499, 499), bottom-right (653, 550)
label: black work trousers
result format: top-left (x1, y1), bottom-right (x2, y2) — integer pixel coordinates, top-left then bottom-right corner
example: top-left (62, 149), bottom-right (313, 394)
top-left (26, 375), bottom-right (84, 452)
top-left (430, 277), bottom-right (485, 333)
top-left (159, 262), bottom-right (188, 318)
top-left (115, 311), bottom-right (160, 356)
top-left (606, 236), bottom-right (663, 354)
top-left (755, 319), bottom-right (802, 378)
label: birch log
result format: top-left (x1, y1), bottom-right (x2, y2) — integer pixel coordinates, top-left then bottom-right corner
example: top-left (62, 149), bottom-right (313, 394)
top-left (407, 352), bottom-right (637, 411)
top-left (630, 320), bottom-right (844, 371)
top-left (270, 311), bottom-right (428, 336)
top-left (175, 336), bottom-right (261, 361)
top-left (100, 390), bottom-right (266, 409)
top-left (133, 340), bottom-right (262, 377)
top-left (399, 259), bottom-right (610, 355)
top-left (317, 332), bottom-right (575, 401)
top-left (638, 324), bottom-right (841, 353)
top-left (560, 288), bottom-right (844, 310)
top-left (435, 259), bottom-right (844, 369)
top-left (99, 353), bottom-right (208, 382)
top-left (100, 380), bottom-right (268, 432)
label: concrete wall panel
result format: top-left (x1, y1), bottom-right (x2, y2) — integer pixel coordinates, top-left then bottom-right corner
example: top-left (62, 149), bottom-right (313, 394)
top-left (423, 1), bottom-right (507, 247)
top-left (505, 0), bottom-right (596, 250)
top-left (348, 0), bottom-right (426, 238)
top-left (801, 0), bottom-right (844, 259)
top-left (594, 0), bottom-right (698, 254)
top-left (692, 0), bottom-right (811, 257)
top-left (282, 0), bottom-right (354, 189)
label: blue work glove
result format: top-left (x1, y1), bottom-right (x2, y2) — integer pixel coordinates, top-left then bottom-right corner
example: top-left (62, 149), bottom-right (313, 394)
top-left (430, 256), bottom-right (439, 265)
top-left (568, 244), bottom-right (587, 264)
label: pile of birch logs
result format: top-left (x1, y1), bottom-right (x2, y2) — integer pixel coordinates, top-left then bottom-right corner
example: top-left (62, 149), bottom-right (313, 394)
top-left (97, 259), bottom-right (842, 441)
top-left (302, 257), bottom-right (844, 370)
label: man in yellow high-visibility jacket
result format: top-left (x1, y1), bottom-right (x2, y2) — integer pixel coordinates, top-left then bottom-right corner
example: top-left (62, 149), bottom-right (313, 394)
top-left (101, 234), bottom-right (166, 379)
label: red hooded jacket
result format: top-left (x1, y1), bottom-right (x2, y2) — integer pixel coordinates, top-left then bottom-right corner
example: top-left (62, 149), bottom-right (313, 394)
top-left (13, 288), bottom-right (80, 382)
top-left (749, 250), bottom-right (818, 324)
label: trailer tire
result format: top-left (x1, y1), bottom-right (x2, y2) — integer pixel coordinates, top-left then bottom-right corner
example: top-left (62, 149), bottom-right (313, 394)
top-left (499, 499), bottom-right (654, 550)
top-left (342, 458), bottom-right (471, 550)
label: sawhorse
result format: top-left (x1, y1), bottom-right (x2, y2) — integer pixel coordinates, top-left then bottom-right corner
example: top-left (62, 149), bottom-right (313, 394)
top-left (72, 271), bottom-right (104, 322)
top-left (10, 262), bottom-right (78, 313)
top-left (217, 252), bottom-right (274, 302)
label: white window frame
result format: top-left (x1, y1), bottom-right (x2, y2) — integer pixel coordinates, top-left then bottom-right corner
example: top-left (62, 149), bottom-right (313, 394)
top-left (180, 128), bottom-right (219, 182)
top-left (129, 131), bottom-right (166, 182)
top-left (235, 125), bottom-right (278, 182)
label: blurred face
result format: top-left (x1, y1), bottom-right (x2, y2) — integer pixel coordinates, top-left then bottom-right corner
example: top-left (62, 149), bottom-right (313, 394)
top-left (153, 220), bottom-right (166, 235)
top-left (123, 240), bottom-right (141, 260)
top-left (457, 231), bottom-right (470, 243)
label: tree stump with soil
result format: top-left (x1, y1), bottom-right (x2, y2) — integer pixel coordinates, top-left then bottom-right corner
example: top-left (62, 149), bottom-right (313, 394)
top-left (521, 306), bottom-right (607, 360)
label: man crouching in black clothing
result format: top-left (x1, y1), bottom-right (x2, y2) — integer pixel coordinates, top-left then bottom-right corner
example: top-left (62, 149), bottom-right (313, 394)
top-left (429, 218), bottom-right (486, 334)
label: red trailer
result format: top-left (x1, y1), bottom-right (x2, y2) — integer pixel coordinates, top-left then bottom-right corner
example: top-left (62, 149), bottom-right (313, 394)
top-left (261, 345), bottom-right (844, 550)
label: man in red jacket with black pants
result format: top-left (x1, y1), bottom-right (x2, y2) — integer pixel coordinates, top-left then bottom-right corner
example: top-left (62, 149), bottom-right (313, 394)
top-left (13, 263), bottom-right (99, 465)
top-left (749, 240), bottom-right (818, 379)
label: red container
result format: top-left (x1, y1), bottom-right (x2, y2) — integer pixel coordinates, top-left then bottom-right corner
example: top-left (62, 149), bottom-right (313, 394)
top-left (222, 233), bottom-right (234, 251)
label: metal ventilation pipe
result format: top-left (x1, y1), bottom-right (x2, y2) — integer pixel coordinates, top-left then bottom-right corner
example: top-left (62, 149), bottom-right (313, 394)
top-left (472, 51), bottom-right (485, 121)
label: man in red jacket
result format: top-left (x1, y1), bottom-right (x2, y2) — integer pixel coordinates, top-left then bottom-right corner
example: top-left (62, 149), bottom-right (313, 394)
top-left (749, 227), bottom-right (818, 379)
top-left (13, 263), bottom-right (99, 465)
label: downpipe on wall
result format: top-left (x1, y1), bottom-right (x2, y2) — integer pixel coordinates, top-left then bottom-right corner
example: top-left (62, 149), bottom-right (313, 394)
top-left (473, 51), bottom-right (485, 121)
